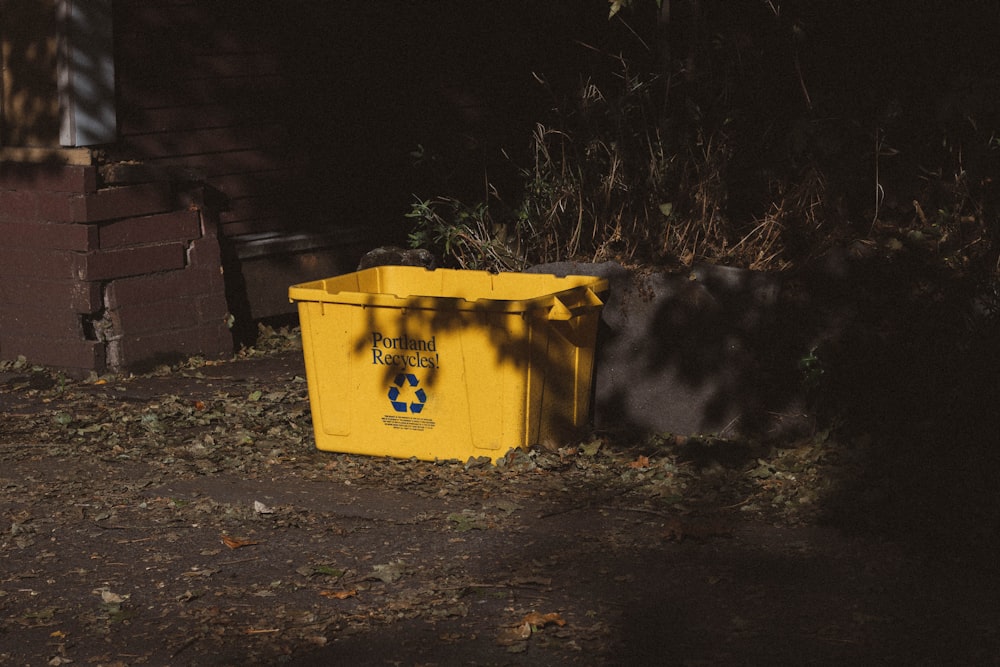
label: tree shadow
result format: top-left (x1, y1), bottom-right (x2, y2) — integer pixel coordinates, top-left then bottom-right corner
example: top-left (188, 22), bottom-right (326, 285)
top-left (585, 248), bottom-right (1000, 559)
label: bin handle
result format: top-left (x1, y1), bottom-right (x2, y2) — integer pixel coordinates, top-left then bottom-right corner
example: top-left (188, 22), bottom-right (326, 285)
top-left (547, 287), bottom-right (605, 321)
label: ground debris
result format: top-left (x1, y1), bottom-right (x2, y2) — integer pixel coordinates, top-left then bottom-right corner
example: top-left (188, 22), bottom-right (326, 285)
top-left (1, 329), bottom-right (996, 665)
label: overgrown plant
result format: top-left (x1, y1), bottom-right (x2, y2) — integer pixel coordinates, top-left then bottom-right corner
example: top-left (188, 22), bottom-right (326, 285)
top-left (406, 197), bottom-right (529, 271)
top-left (410, 58), bottom-right (802, 272)
top-left (406, 1), bottom-right (996, 278)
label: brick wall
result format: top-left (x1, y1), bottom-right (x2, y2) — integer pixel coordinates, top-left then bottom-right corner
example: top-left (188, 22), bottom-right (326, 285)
top-left (0, 162), bottom-right (231, 375)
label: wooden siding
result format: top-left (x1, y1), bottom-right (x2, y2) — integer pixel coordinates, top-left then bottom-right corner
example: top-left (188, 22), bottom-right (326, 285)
top-left (107, 0), bottom-right (301, 239)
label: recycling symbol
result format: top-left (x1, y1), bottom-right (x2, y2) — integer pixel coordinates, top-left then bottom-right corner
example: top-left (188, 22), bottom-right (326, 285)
top-left (387, 373), bottom-right (427, 414)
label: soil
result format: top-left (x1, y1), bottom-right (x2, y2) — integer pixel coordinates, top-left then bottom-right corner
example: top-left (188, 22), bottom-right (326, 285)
top-left (1, 332), bottom-right (998, 666)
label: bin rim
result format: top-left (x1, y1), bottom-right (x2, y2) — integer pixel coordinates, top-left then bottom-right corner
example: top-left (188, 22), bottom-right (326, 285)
top-left (288, 267), bottom-right (609, 314)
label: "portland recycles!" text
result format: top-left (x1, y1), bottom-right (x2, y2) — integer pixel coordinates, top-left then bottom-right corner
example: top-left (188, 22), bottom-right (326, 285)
top-left (370, 332), bottom-right (439, 369)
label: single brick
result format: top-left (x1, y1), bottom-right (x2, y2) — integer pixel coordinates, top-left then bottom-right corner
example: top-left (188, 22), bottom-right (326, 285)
top-left (0, 221), bottom-right (98, 251)
top-left (72, 183), bottom-right (173, 223)
top-left (0, 303), bottom-right (84, 338)
top-left (113, 323), bottom-right (232, 370)
top-left (0, 247), bottom-right (82, 279)
top-left (109, 296), bottom-right (199, 334)
top-left (34, 191), bottom-right (80, 223)
top-left (79, 242), bottom-right (187, 281)
top-left (0, 333), bottom-right (104, 372)
top-left (0, 163), bottom-right (96, 194)
top-left (99, 210), bottom-right (202, 248)
top-left (0, 277), bottom-right (100, 312)
top-left (106, 265), bottom-right (221, 307)
top-left (0, 190), bottom-right (39, 222)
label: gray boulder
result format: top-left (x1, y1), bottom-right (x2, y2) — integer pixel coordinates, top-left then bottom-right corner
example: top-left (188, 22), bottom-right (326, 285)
top-left (527, 261), bottom-right (819, 439)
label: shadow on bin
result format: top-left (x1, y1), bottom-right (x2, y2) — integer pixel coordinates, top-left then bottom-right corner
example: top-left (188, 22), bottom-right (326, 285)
top-left (288, 267), bottom-right (608, 462)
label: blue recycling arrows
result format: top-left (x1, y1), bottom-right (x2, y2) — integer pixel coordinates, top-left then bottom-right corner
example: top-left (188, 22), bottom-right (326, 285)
top-left (388, 373), bottom-right (427, 413)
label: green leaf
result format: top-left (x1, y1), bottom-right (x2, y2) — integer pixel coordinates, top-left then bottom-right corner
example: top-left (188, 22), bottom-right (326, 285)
top-left (447, 510), bottom-right (488, 532)
top-left (313, 565), bottom-right (346, 578)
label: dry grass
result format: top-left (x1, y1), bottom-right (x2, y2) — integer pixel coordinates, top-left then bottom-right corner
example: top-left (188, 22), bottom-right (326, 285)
top-left (409, 59), bottom-right (995, 281)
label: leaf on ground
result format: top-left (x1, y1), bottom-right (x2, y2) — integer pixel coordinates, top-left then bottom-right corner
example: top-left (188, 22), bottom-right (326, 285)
top-left (447, 510), bottom-right (489, 532)
top-left (319, 589), bottom-right (357, 599)
top-left (489, 499), bottom-right (521, 515)
top-left (370, 560), bottom-right (407, 584)
top-left (495, 622), bottom-right (532, 646)
top-left (99, 589), bottom-right (127, 604)
top-left (221, 535), bottom-right (260, 549)
top-left (182, 567), bottom-right (219, 578)
top-left (629, 455), bottom-right (650, 469)
top-left (522, 611), bottom-right (566, 628)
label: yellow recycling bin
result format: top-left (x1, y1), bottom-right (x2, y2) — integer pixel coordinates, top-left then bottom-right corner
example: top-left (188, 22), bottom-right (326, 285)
top-left (288, 266), bottom-right (607, 462)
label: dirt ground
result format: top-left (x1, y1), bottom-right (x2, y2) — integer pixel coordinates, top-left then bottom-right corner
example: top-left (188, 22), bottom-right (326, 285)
top-left (2, 331), bottom-right (998, 666)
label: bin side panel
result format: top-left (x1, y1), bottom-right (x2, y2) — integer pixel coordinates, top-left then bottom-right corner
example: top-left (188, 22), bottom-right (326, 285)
top-left (299, 301), bottom-right (353, 439)
top-left (535, 307), bottom-right (603, 443)
top-left (462, 309), bottom-right (528, 452)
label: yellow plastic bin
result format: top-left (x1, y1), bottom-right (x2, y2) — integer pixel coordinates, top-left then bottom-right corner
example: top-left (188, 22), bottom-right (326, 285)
top-left (289, 266), bottom-right (607, 462)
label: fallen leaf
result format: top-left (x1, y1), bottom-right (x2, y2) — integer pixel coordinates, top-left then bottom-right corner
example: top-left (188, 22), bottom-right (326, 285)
top-left (522, 611), bottom-right (566, 628)
top-left (319, 589), bottom-right (357, 599)
top-left (447, 510), bottom-right (489, 532)
top-left (495, 622), bottom-right (532, 645)
top-left (370, 560), bottom-right (407, 583)
top-left (98, 589), bottom-right (128, 604)
top-left (181, 567), bottom-right (219, 578)
top-left (221, 535), bottom-right (260, 549)
top-left (629, 455), bottom-right (650, 469)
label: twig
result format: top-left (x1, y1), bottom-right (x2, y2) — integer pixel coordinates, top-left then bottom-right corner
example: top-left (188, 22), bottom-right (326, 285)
top-left (433, 582), bottom-right (511, 591)
top-left (170, 635), bottom-right (199, 658)
top-left (92, 522), bottom-right (128, 530)
top-left (596, 505), bottom-right (674, 520)
top-left (718, 497), bottom-right (753, 510)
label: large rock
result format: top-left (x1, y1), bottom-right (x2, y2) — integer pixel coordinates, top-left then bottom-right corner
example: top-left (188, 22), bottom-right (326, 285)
top-left (528, 247), bottom-right (1000, 445)
top-left (527, 261), bottom-right (823, 439)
